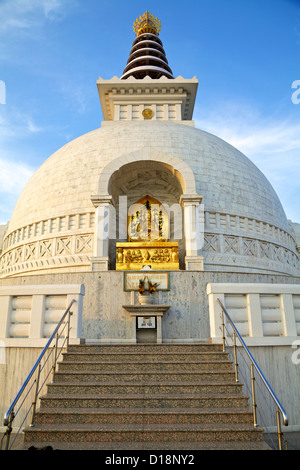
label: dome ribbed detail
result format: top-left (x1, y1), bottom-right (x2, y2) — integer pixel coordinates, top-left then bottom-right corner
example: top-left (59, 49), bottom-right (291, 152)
top-left (121, 23), bottom-right (174, 79)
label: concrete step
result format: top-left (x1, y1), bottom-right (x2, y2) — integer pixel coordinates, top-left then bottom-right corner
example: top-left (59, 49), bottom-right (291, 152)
top-left (23, 343), bottom-right (267, 450)
top-left (54, 370), bottom-right (236, 383)
top-left (33, 407), bottom-right (254, 426)
top-left (61, 351), bottom-right (228, 362)
top-left (46, 381), bottom-right (244, 396)
top-left (24, 422), bottom-right (265, 444)
top-left (23, 440), bottom-right (271, 450)
top-left (68, 343), bottom-right (223, 354)
top-left (39, 393), bottom-right (250, 409)
top-left (57, 360), bottom-right (233, 373)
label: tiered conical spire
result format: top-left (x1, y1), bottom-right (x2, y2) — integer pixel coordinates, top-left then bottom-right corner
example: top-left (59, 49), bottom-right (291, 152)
top-left (121, 11), bottom-right (174, 80)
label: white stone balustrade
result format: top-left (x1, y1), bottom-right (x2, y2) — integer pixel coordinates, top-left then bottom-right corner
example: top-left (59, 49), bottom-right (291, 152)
top-left (207, 283), bottom-right (300, 346)
top-left (0, 284), bottom-right (85, 347)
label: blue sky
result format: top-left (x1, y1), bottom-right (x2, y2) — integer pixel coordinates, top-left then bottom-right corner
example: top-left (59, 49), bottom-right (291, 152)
top-left (0, 0), bottom-right (299, 226)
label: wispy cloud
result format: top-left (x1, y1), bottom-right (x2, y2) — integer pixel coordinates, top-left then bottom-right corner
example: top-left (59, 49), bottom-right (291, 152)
top-left (0, 0), bottom-right (76, 34)
top-left (0, 106), bottom-right (44, 224)
top-left (0, 158), bottom-right (34, 195)
top-left (0, 156), bottom-right (35, 224)
top-left (60, 81), bottom-right (88, 114)
top-left (0, 108), bottom-right (44, 139)
top-left (195, 101), bottom-right (300, 156)
top-left (195, 100), bottom-right (300, 221)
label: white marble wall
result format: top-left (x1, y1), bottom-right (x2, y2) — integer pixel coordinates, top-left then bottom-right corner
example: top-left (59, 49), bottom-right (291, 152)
top-left (0, 271), bottom-right (300, 431)
top-left (0, 284), bottom-right (84, 347)
top-left (1, 271), bottom-right (299, 344)
top-left (207, 282), bottom-right (300, 346)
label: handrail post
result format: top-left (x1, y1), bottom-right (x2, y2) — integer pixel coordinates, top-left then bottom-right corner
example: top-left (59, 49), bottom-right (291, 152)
top-left (66, 310), bottom-right (73, 353)
top-left (30, 364), bottom-right (41, 427)
top-left (277, 407), bottom-right (283, 450)
top-left (3, 298), bottom-right (77, 450)
top-left (221, 307), bottom-right (225, 352)
top-left (250, 363), bottom-right (258, 427)
top-left (233, 331), bottom-right (239, 382)
top-left (217, 298), bottom-right (288, 448)
top-left (52, 331), bottom-right (59, 383)
top-left (3, 410), bottom-right (14, 451)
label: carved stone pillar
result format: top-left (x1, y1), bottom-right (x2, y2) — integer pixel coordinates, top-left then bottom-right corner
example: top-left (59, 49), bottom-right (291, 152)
top-left (90, 195), bottom-right (114, 271)
top-left (180, 194), bottom-right (204, 271)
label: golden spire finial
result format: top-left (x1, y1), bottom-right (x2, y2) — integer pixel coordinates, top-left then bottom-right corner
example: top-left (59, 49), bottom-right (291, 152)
top-left (133, 11), bottom-right (162, 37)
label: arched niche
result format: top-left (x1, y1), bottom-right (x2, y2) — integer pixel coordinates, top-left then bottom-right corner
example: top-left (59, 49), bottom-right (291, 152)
top-left (127, 194), bottom-right (169, 242)
top-left (108, 160), bottom-right (185, 268)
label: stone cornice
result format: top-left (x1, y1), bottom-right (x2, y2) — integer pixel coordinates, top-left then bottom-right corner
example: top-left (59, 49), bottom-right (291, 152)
top-left (180, 194), bottom-right (203, 206)
top-left (90, 195), bottom-right (113, 208)
top-left (97, 76), bottom-right (198, 121)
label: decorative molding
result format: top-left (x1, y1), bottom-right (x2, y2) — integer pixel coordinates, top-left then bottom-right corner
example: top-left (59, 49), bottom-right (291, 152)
top-left (0, 233), bottom-right (93, 277)
top-left (1, 212), bottom-right (95, 254)
top-left (179, 194), bottom-right (203, 206)
top-left (0, 208), bottom-right (298, 276)
top-left (203, 232), bottom-right (298, 272)
top-left (90, 195), bottom-right (113, 208)
top-left (204, 210), bottom-right (296, 250)
top-left (97, 76), bottom-right (198, 122)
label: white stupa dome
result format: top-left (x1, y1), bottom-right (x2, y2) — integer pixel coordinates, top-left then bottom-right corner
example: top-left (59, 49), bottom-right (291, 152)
top-left (0, 120), bottom-right (298, 277)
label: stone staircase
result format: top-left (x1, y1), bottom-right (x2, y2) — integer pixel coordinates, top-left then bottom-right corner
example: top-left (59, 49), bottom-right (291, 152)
top-left (23, 343), bottom-right (270, 450)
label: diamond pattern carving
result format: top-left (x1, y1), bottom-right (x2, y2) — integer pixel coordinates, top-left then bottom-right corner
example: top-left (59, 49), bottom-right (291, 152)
top-left (204, 235), bottom-right (219, 252)
top-left (224, 236), bottom-right (239, 254)
top-left (14, 247), bottom-right (23, 264)
top-left (75, 235), bottom-right (93, 254)
top-left (56, 237), bottom-right (72, 256)
top-left (259, 242), bottom-right (271, 259)
top-left (243, 238), bottom-right (257, 257)
top-left (24, 244), bottom-right (36, 261)
top-left (39, 240), bottom-right (53, 258)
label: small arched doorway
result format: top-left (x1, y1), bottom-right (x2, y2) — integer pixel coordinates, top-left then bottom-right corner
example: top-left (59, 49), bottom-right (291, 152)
top-left (91, 150), bottom-right (203, 271)
top-left (109, 160), bottom-right (183, 269)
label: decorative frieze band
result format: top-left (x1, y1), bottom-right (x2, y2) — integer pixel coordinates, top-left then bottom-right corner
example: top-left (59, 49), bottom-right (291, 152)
top-left (1, 212), bottom-right (95, 254)
top-left (0, 234), bottom-right (93, 277)
top-left (0, 209), bottom-right (298, 276)
top-left (203, 233), bottom-right (298, 271)
top-left (204, 211), bottom-right (295, 250)
top-left (2, 210), bottom-right (295, 255)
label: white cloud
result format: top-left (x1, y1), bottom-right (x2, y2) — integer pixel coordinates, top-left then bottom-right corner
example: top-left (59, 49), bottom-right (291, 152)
top-left (26, 117), bottom-right (43, 134)
top-left (0, 108), bottom-right (43, 139)
top-left (0, 0), bottom-right (76, 34)
top-left (0, 157), bottom-right (35, 224)
top-left (195, 102), bottom-right (300, 156)
top-left (194, 101), bottom-right (300, 222)
top-left (60, 82), bottom-right (88, 114)
top-left (0, 107), bottom-right (43, 223)
top-left (42, 0), bottom-right (65, 19)
top-left (0, 158), bottom-right (33, 195)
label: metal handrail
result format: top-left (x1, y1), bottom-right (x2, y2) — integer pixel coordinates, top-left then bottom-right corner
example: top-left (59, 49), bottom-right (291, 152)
top-left (217, 298), bottom-right (288, 450)
top-left (2, 299), bottom-right (76, 450)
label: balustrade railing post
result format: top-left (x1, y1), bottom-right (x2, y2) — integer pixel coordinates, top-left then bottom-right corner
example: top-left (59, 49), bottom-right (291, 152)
top-left (217, 298), bottom-right (288, 449)
top-left (233, 331), bottom-right (239, 382)
top-left (277, 407), bottom-right (283, 450)
top-left (30, 363), bottom-right (41, 427)
top-left (66, 310), bottom-right (73, 353)
top-left (52, 331), bottom-right (59, 383)
top-left (250, 363), bottom-right (258, 427)
top-left (221, 308), bottom-right (225, 352)
top-left (3, 299), bottom-right (77, 450)
top-left (3, 410), bottom-right (14, 451)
